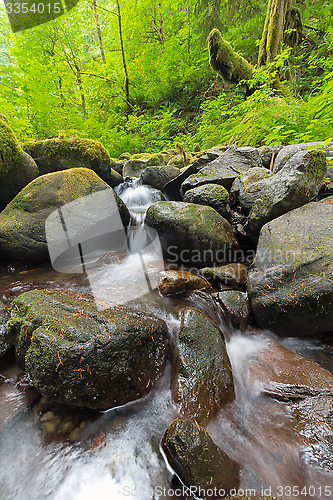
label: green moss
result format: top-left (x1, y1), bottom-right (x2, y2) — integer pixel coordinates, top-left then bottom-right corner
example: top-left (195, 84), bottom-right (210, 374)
top-left (23, 137), bottom-right (110, 164)
top-left (208, 28), bottom-right (253, 84)
top-left (0, 120), bottom-right (24, 176)
top-left (131, 152), bottom-right (151, 160)
top-left (119, 152), bottom-right (132, 160)
top-left (147, 153), bottom-right (164, 166)
top-left (306, 149), bottom-right (327, 181)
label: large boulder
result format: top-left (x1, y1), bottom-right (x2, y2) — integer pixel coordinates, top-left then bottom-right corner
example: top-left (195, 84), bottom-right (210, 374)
top-left (246, 149), bottom-right (327, 242)
top-left (0, 120), bottom-right (39, 209)
top-left (162, 418), bottom-right (240, 497)
top-left (173, 308), bottom-right (234, 422)
top-left (273, 142), bottom-right (333, 174)
top-left (0, 167), bottom-right (130, 263)
top-left (183, 183), bottom-right (230, 218)
top-left (23, 137), bottom-right (121, 187)
top-left (247, 197), bottom-right (333, 336)
top-left (230, 167), bottom-right (273, 213)
top-left (0, 301), bottom-right (11, 358)
top-left (123, 158), bottom-right (148, 178)
top-left (140, 165), bottom-right (179, 190)
top-left (145, 201), bottom-right (239, 265)
top-left (180, 145), bottom-right (263, 195)
top-left (8, 289), bottom-right (169, 410)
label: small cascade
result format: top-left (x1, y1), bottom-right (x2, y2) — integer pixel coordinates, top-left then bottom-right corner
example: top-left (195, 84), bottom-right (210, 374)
top-left (115, 178), bottom-right (162, 225)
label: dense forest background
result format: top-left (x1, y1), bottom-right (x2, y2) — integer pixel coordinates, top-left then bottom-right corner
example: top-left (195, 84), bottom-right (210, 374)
top-left (0, 0), bottom-right (332, 157)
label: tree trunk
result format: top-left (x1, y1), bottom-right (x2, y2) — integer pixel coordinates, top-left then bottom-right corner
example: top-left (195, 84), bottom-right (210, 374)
top-left (158, 2), bottom-right (165, 46)
top-left (93, 0), bottom-right (107, 64)
top-left (116, 0), bottom-right (130, 107)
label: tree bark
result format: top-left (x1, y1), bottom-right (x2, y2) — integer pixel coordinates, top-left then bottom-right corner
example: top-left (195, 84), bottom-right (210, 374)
top-left (93, 0), bottom-right (107, 64)
top-left (116, 0), bottom-right (130, 107)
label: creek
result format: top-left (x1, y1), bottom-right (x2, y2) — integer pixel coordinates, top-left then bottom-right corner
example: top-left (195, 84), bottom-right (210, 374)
top-left (0, 179), bottom-right (332, 500)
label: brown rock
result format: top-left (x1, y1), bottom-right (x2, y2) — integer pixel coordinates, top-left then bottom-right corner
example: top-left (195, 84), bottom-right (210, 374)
top-left (158, 270), bottom-right (209, 296)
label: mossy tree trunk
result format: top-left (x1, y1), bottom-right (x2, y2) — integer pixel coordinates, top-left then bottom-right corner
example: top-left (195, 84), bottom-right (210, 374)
top-left (93, 0), bottom-right (107, 64)
top-left (116, 0), bottom-right (130, 108)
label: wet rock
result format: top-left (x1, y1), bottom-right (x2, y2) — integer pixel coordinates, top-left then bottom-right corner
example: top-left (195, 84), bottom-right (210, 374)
top-left (163, 150), bottom-right (220, 201)
top-left (8, 289), bottom-right (169, 410)
top-left (246, 149), bottom-right (327, 242)
top-left (23, 137), bottom-right (117, 185)
top-left (140, 165), bottom-right (179, 190)
top-left (180, 145), bottom-right (263, 195)
top-left (273, 142), bottom-right (333, 174)
top-left (173, 308), bottom-right (234, 422)
top-left (110, 159), bottom-right (124, 175)
top-left (259, 145), bottom-right (283, 169)
top-left (0, 168), bottom-right (130, 263)
top-left (247, 197), bottom-right (333, 336)
top-left (162, 418), bottom-right (240, 497)
top-left (145, 201), bottom-right (239, 265)
top-left (214, 290), bottom-right (250, 331)
top-left (123, 158), bottom-right (148, 178)
top-left (199, 263), bottom-right (248, 288)
top-left (183, 183), bottom-right (229, 218)
top-left (0, 301), bottom-right (11, 357)
top-left (158, 271), bottom-right (209, 296)
top-left (230, 167), bottom-right (273, 213)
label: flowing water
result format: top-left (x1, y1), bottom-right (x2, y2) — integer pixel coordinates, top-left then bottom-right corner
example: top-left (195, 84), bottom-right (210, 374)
top-left (0, 179), bottom-right (332, 499)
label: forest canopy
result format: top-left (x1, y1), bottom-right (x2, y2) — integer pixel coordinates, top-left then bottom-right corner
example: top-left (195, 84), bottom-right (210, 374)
top-left (0, 0), bottom-right (332, 157)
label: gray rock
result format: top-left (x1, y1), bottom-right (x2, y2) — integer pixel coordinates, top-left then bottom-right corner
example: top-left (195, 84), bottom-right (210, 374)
top-left (123, 158), bottom-right (148, 178)
top-left (259, 145), bottom-right (283, 169)
top-left (247, 197), bottom-right (333, 336)
top-left (214, 290), bottom-right (250, 331)
top-left (183, 183), bottom-right (229, 218)
top-left (8, 290), bottom-right (169, 410)
top-left (163, 150), bottom-right (221, 201)
top-left (180, 145), bottom-right (263, 195)
top-left (273, 142), bottom-right (333, 174)
top-left (173, 308), bottom-right (234, 422)
top-left (140, 165), bottom-right (179, 190)
top-left (0, 301), bottom-right (11, 358)
top-left (230, 167), bottom-right (273, 213)
top-left (145, 201), bottom-right (239, 265)
top-left (162, 418), bottom-right (240, 496)
top-left (246, 149), bottom-right (327, 242)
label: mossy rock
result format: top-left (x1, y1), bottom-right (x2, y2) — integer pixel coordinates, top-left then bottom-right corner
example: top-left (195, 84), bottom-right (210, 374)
top-left (192, 143), bottom-right (201, 153)
top-left (158, 271), bottom-right (209, 296)
top-left (123, 158), bottom-right (148, 178)
top-left (119, 152), bottom-right (132, 160)
top-left (147, 153), bottom-right (165, 166)
top-left (22, 137), bottom-right (116, 185)
top-left (0, 167), bottom-right (130, 263)
top-left (183, 183), bottom-right (230, 218)
top-left (162, 418), bottom-right (240, 496)
top-left (0, 119), bottom-right (24, 176)
top-left (130, 152), bottom-right (151, 160)
top-left (246, 149), bottom-right (327, 242)
top-left (8, 290), bottom-right (169, 410)
top-left (247, 196), bottom-right (333, 336)
top-left (199, 263), bottom-right (248, 288)
top-left (145, 201), bottom-right (239, 265)
top-left (214, 290), bottom-right (251, 331)
top-left (0, 301), bottom-right (11, 358)
top-left (167, 153), bottom-right (193, 168)
top-left (110, 158), bottom-right (125, 175)
top-left (140, 165), bottom-right (179, 190)
top-left (173, 308), bottom-right (234, 422)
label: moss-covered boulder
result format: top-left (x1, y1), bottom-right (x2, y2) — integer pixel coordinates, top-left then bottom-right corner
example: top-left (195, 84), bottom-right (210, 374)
top-left (181, 145), bottom-right (263, 195)
top-left (0, 167), bottom-right (130, 263)
top-left (247, 197), bottom-right (333, 336)
top-left (8, 289), bottom-right (169, 410)
top-left (123, 158), bottom-right (148, 178)
top-left (23, 137), bottom-right (120, 186)
top-left (158, 270), bottom-right (209, 296)
top-left (183, 183), bottom-right (230, 218)
top-left (199, 263), bottom-right (248, 288)
top-left (230, 167), bottom-right (273, 213)
top-left (140, 165), bottom-right (179, 190)
top-left (145, 201), bottom-right (239, 265)
top-left (0, 301), bottom-right (11, 358)
top-left (147, 153), bottom-right (165, 166)
top-left (162, 418), bottom-right (240, 496)
top-left (0, 120), bottom-right (39, 209)
top-left (246, 149), bottom-right (327, 242)
top-left (173, 308), bottom-right (234, 422)
top-left (167, 153), bottom-right (193, 168)
top-left (272, 142), bottom-right (333, 174)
